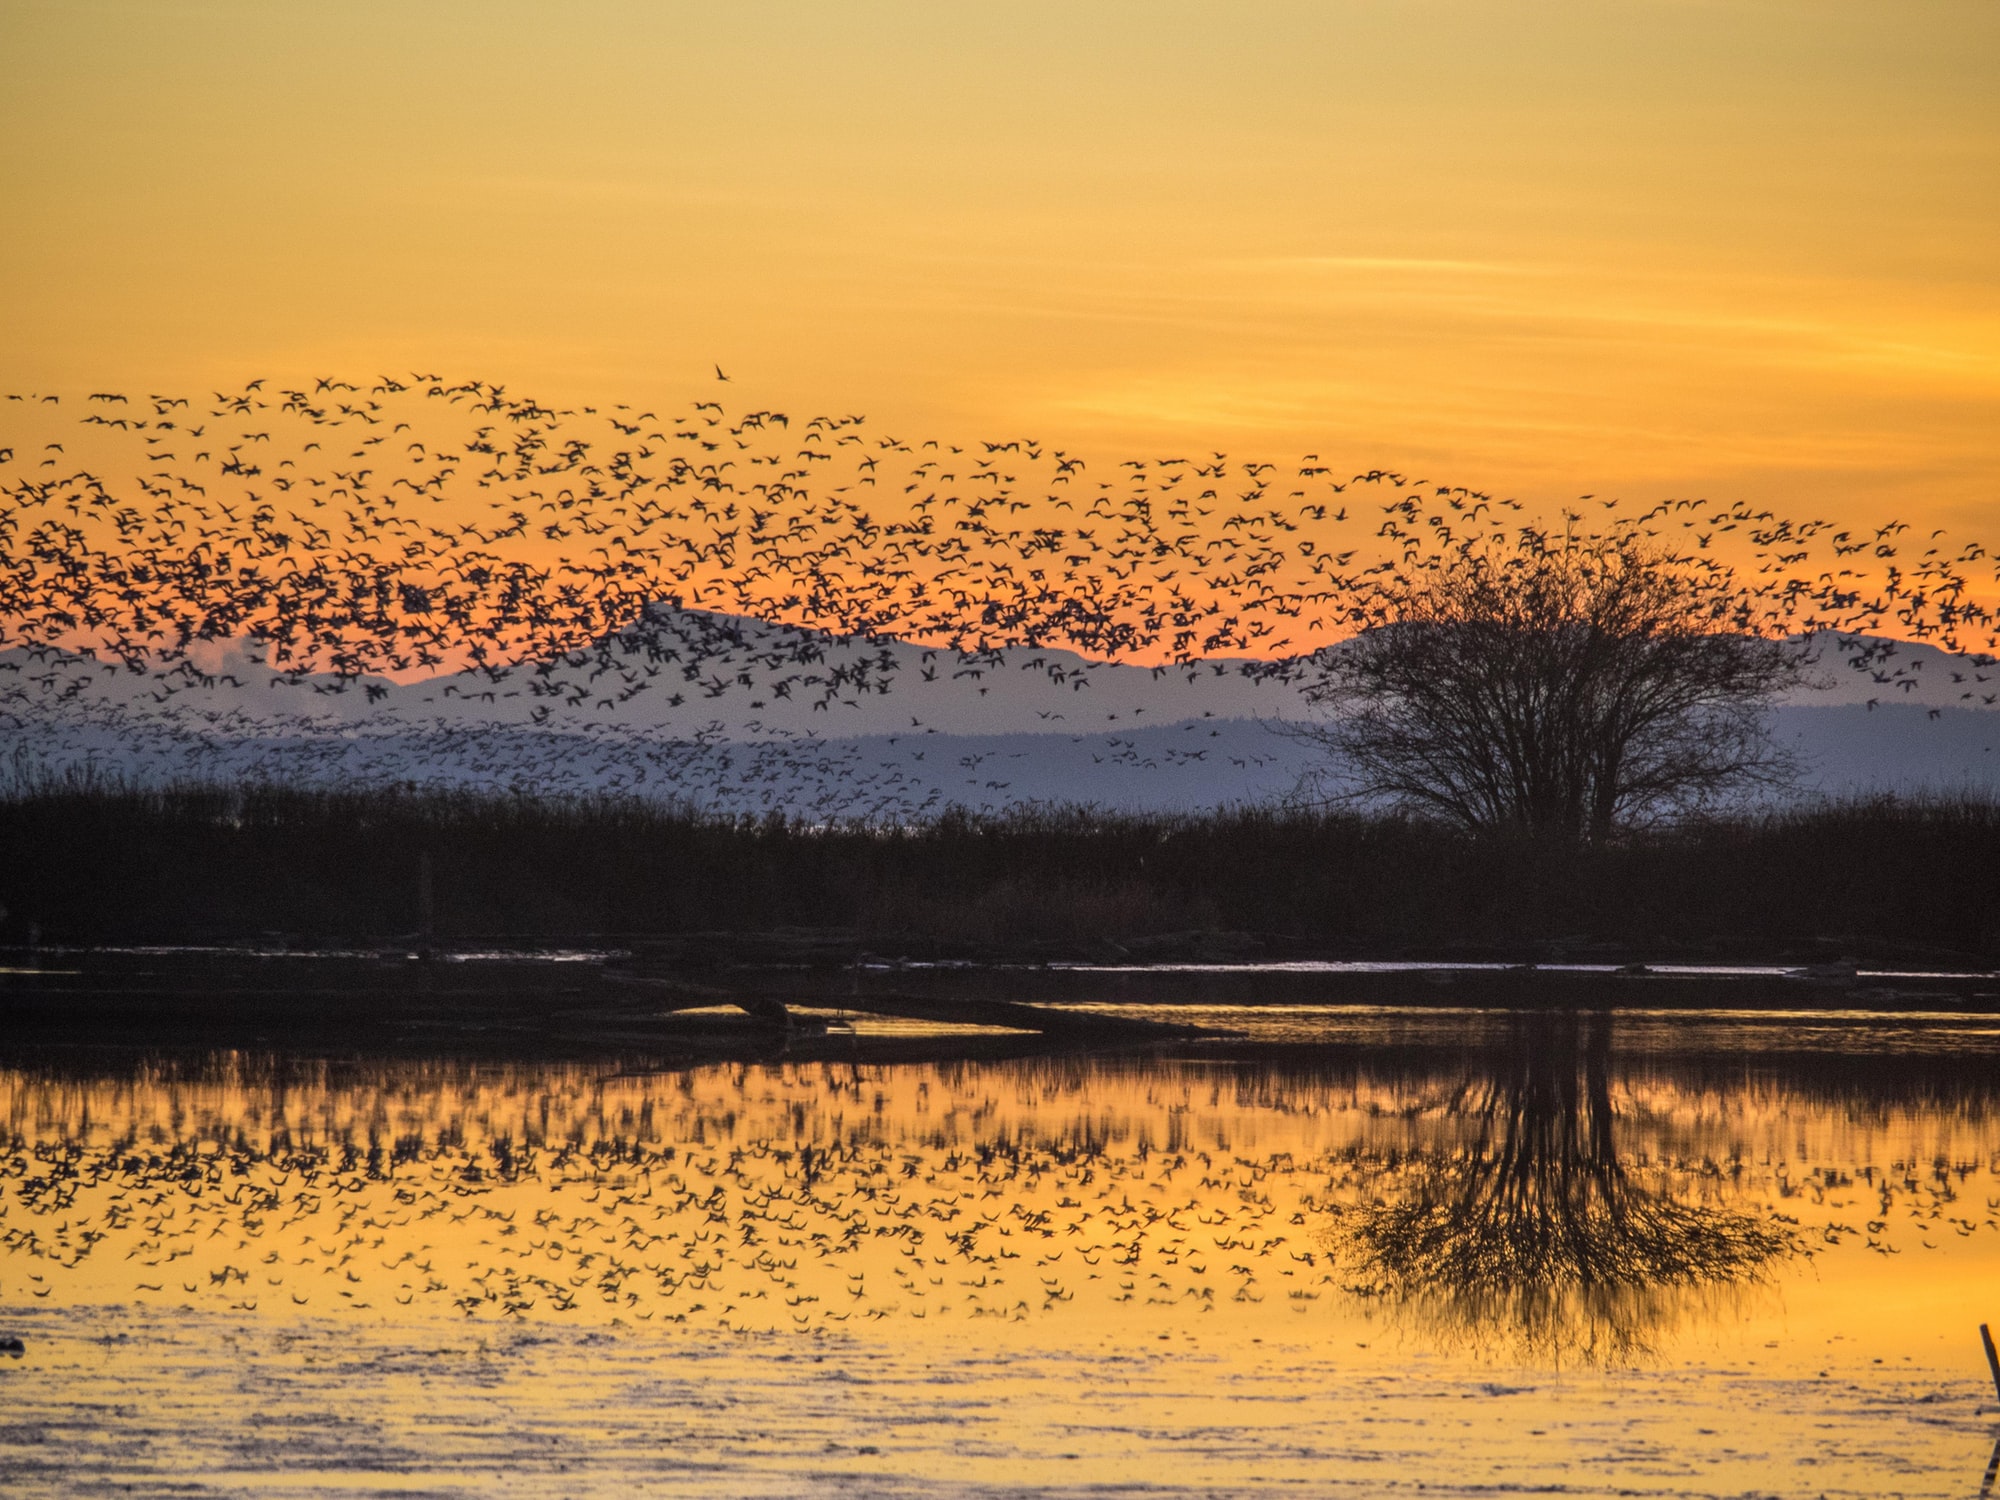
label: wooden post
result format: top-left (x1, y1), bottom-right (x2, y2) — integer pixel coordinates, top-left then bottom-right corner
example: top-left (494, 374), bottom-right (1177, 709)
top-left (1981, 1322), bottom-right (2000, 1402)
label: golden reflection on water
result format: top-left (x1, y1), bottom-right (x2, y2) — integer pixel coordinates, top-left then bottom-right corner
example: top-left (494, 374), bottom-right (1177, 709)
top-left (5, 1020), bottom-right (1997, 1372)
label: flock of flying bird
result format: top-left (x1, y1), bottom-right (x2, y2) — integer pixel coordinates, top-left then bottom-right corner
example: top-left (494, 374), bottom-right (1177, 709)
top-left (3, 373), bottom-right (1994, 726)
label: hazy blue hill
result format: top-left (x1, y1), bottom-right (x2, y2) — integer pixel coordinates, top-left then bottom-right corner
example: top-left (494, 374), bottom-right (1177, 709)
top-left (5, 611), bottom-right (1997, 814)
top-left (1774, 704), bottom-right (2000, 794)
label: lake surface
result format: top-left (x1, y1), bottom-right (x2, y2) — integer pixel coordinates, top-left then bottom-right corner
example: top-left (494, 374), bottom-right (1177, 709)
top-left (4, 1006), bottom-right (1999, 1497)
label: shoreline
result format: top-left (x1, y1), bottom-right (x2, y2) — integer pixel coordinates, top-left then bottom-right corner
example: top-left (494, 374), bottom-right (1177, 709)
top-left (8, 947), bottom-right (2000, 1062)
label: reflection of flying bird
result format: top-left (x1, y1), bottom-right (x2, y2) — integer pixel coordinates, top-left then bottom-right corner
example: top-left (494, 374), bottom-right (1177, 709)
top-left (4, 1045), bottom-right (1974, 1346)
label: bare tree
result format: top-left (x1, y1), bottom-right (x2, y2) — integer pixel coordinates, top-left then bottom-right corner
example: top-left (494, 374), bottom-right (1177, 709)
top-left (1293, 530), bottom-right (1804, 840)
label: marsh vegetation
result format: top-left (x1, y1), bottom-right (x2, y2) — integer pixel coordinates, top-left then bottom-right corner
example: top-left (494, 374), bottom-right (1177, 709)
top-left (5, 780), bottom-right (1999, 961)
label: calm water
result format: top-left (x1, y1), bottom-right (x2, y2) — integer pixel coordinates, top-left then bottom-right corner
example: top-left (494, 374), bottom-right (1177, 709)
top-left (4, 1007), bottom-right (1999, 1497)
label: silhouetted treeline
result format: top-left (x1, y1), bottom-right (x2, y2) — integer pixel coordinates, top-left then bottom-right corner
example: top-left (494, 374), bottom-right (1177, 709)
top-left (4, 782), bottom-right (1998, 960)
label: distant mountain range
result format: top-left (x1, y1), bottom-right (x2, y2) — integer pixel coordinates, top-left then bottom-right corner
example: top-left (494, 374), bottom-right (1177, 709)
top-left (5, 607), bottom-right (1997, 816)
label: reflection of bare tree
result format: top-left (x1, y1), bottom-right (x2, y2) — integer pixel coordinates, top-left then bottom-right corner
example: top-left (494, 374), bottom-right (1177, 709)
top-left (1329, 1010), bottom-right (1801, 1364)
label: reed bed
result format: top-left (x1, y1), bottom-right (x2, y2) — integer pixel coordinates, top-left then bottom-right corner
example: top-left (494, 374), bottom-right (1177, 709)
top-left (3, 776), bottom-right (1997, 960)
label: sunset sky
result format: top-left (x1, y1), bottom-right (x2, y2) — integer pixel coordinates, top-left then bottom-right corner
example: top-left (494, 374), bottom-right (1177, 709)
top-left (4, 0), bottom-right (1996, 536)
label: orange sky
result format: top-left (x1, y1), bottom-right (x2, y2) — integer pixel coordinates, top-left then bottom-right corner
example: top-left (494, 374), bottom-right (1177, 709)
top-left (3, 0), bottom-right (1996, 537)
